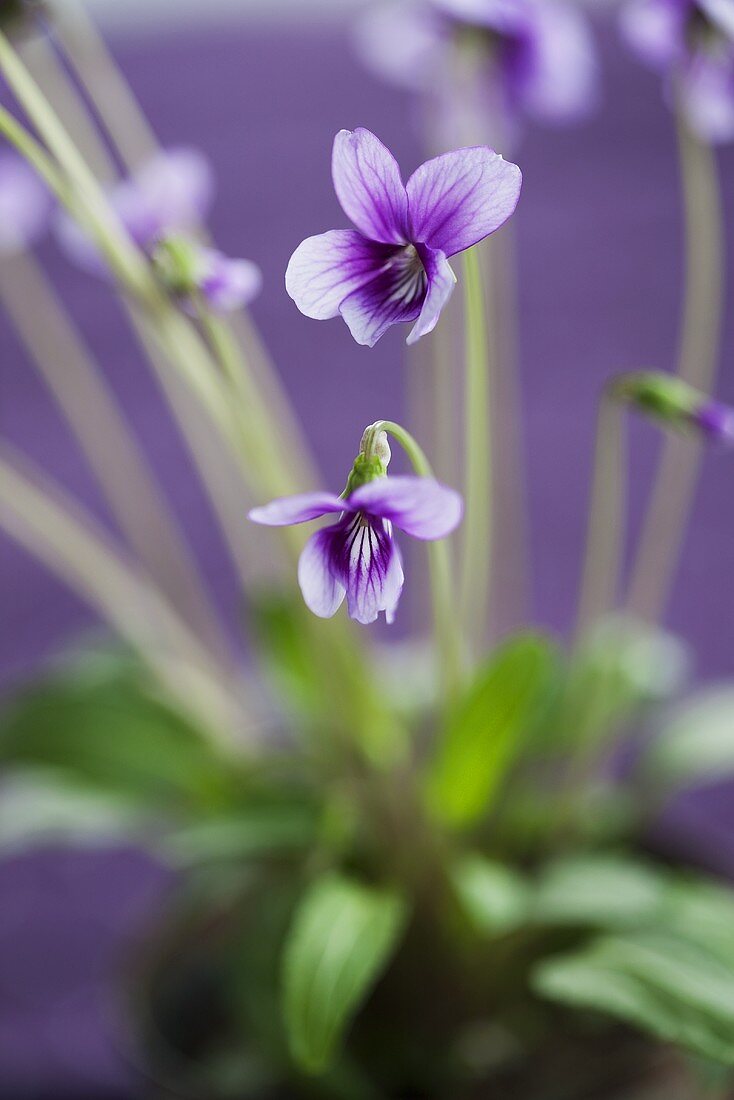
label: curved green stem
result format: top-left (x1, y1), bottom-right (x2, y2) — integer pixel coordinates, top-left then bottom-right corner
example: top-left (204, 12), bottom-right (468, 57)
top-left (369, 420), bottom-right (462, 701)
top-left (459, 246), bottom-right (492, 659)
top-left (626, 110), bottom-right (724, 622)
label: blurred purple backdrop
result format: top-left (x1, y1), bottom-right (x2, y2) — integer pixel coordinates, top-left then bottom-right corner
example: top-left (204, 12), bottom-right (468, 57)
top-left (1, 11), bottom-right (734, 1096)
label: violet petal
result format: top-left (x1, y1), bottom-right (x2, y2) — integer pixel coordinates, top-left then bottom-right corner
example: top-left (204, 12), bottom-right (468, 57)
top-left (406, 146), bottom-right (522, 257)
top-left (248, 492), bottom-right (346, 526)
top-left (285, 229), bottom-right (386, 319)
top-left (349, 475), bottom-right (464, 540)
top-left (332, 128), bottom-right (410, 244)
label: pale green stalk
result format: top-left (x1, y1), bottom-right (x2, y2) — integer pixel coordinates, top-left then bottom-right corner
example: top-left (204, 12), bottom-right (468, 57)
top-left (459, 245), bottom-right (493, 657)
top-left (20, 31), bottom-right (117, 182)
top-left (367, 420), bottom-right (462, 700)
top-left (574, 394), bottom-right (627, 643)
top-left (49, 2), bottom-right (320, 489)
top-left (0, 252), bottom-right (231, 661)
top-left (626, 109), bottom-right (724, 622)
top-left (0, 448), bottom-right (246, 749)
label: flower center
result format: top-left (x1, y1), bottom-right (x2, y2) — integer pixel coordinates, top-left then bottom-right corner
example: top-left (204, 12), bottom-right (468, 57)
top-left (687, 3), bottom-right (731, 54)
top-left (385, 244), bottom-right (427, 306)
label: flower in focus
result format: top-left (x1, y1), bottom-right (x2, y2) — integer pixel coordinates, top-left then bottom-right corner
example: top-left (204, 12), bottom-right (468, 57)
top-left (621, 0), bottom-right (734, 142)
top-left (57, 147), bottom-right (214, 273)
top-left (286, 127), bottom-right (521, 347)
top-left (0, 151), bottom-right (51, 254)
top-left (249, 431), bottom-right (463, 625)
top-left (152, 233), bottom-right (262, 313)
top-left (354, 0), bottom-right (599, 136)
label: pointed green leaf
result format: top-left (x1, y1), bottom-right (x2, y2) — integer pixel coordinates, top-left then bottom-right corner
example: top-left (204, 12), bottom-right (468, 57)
top-left (451, 853), bottom-right (531, 936)
top-left (645, 687), bottom-right (734, 790)
top-left (282, 874), bottom-right (408, 1073)
top-left (533, 931), bottom-right (734, 1066)
top-left (533, 856), bottom-right (667, 930)
top-left (426, 633), bottom-right (559, 828)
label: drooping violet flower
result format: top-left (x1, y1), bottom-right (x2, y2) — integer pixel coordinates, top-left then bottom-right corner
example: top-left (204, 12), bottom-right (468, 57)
top-left (57, 148), bottom-right (214, 274)
top-left (151, 233), bottom-right (262, 313)
top-left (0, 151), bottom-right (52, 254)
top-left (611, 371), bottom-right (734, 445)
top-left (354, 0), bottom-right (599, 138)
top-left (249, 430), bottom-right (463, 625)
top-left (621, 0), bottom-right (734, 142)
top-left (285, 127), bottom-right (521, 347)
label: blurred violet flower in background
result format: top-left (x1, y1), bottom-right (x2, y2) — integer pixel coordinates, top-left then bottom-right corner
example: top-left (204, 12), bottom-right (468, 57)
top-left (621, 0), bottom-right (734, 141)
top-left (286, 127), bottom-right (521, 347)
top-left (57, 147), bottom-right (214, 273)
top-left (692, 399), bottom-right (734, 443)
top-left (0, 150), bottom-right (51, 254)
top-left (152, 232), bottom-right (262, 313)
top-left (250, 472), bottom-right (462, 625)
top-left (354, 0), bottom-right (599, 141)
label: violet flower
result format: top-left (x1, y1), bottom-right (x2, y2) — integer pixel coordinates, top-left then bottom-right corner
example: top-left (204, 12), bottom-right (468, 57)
top-left (354, 0), bottom-right (599, 134)
top-left (57, 148), bottom-right (214, 273)
top-left (285, 127), bottom-right (521, 347)
top-left (691, 399), bottom-right (734, 444)
top-left (249, 439), bottom-right (462, 625)
top-left (0, 151), bottom-right (51, 254)
top-left (621, 0), bottom-right (734, 141)
top-left (152, 233), bottom-right (262, 313)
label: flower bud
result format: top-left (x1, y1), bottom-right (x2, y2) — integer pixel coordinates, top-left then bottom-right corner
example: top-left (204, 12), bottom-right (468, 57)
top-left (610, 372), bottom-right (734, 446)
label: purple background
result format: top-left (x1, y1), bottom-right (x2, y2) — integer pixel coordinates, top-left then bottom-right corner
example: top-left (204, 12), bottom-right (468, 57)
top-left (1, 13), bottom-right (734, 1096)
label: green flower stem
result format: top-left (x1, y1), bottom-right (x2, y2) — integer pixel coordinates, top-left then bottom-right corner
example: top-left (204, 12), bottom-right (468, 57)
top-left (52, 0), bottom-right (159, 172)
top-left (0, 251), bottom-right (232, 661)
top-left (459, 245), bottom-right (493, 658)
top-left (48, 6), bottom-right (321, 491)
top-left (574, 393), bottom-right (628, 643)
top-left (0, 447), bottom-right (247, 750)
top-left (371, 420), bottom-right (462, 701)
top-left (625, 108), bottom-right (724, 623)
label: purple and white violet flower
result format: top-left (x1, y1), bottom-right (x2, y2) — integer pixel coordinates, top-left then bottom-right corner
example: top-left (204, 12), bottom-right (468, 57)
top-left (57, 147), bottom-right (214, 273)
top-left (621, 0), bottom-right (734, 142)
top-left (285, 127), bottom-right (521, 347)
top-left (152, 232), bottom-right (262, 313)
top-left (249, 429), bottom-right (463, 625)
top-left (354, 0), bottom-right (599, 137)
top-left (0, 151), bottom-right (51, 254)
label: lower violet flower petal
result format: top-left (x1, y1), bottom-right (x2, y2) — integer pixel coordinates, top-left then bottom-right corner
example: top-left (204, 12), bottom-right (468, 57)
top-left (407, 245), bottom-right (455, 345)
top-left (286, 230), bottom-right (386, 320)
top-left (298, 527), bottom-right (347, 619)
top-left (338, 243), bottom-right (427, 346)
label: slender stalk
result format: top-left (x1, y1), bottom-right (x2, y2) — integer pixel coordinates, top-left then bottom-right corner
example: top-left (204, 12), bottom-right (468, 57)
top-left (625, 111), bottom-right (724, 622)
top-left (0, 252), bottom-right (231, 660)
top-left (370, 420), bottom-right (463, 700)
top-left (459, 245), bottom-right (493, 657)
top-left (0, 448), bottom-right (245, 748)
top-left (20, 32), bottom-right (117, 182)
top-left (51, 0), bottom-right (159, 172)
top-left (574, 394), bottom-right (627, 643)
top-left (49, 3), bottom-right (321, 489)
top-left (488, 220), bottom-right (528, 634)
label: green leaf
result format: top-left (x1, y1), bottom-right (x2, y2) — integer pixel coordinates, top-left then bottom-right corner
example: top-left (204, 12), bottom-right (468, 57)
top-left (645, 687), bottom-right (734, 790)
top-left (0, 654), bottom-right (238, 812)
top-left (533, 856), bottom-right (667, 930)
top-left (533, 931), bottom-right (734, 1066)
top-left (451, 853), bottom-right (530, 936)
top-left (282, 873), bottom-right (408, 1073)
top-left (426, 633), bottom-right (559, 828)
top-left (0, 769), bottom-right (146, 853)
top-left (159, 801), bottom-right (320, 867)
